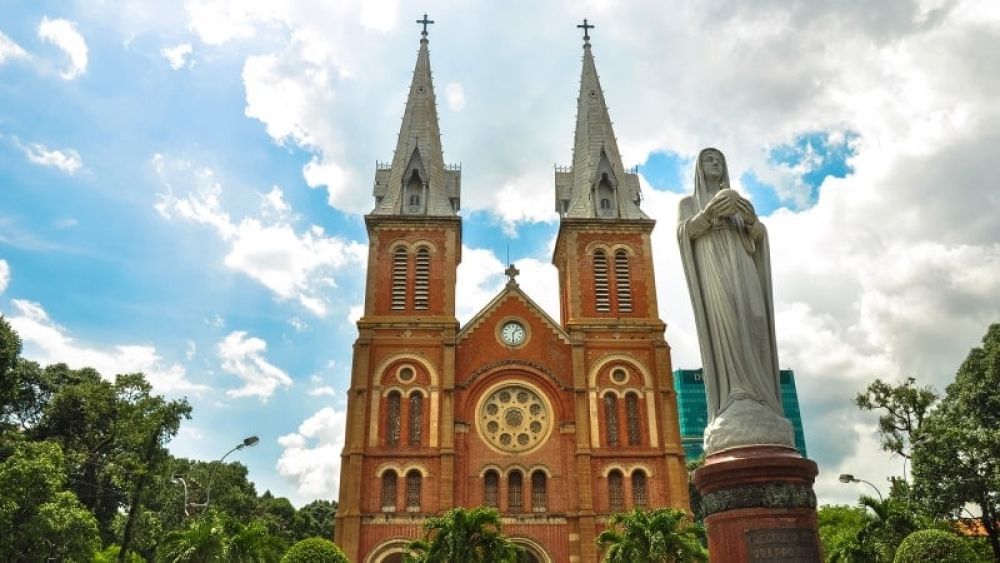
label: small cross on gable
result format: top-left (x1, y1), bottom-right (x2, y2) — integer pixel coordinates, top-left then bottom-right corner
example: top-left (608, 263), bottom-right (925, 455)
top-left (505, 263), bottom-right (520, 285)
top-left (577, 18), bottom-right (594, 43)
top-left (417, 14), bottom-right (434, 36)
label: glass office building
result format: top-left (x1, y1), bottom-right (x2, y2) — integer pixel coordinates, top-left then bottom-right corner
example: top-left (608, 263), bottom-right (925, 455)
top-left (673, 368), bottom-right (808, 461)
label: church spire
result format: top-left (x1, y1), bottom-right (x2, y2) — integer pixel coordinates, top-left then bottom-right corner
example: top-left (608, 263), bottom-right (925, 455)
top-left (555, 21), bottom-right (646, 219)
top-left (372, 16), bottom-right (460, 216)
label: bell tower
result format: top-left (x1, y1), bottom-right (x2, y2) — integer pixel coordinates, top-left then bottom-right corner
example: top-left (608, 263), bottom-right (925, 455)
top-left (551, 22), bottom-right (690, 555)
top-left (335, 17), bottom-right (462, 559)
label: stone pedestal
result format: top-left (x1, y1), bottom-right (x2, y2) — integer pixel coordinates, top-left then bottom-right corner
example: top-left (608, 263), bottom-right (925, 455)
top-left (693, 446), bottom-right (822, 562)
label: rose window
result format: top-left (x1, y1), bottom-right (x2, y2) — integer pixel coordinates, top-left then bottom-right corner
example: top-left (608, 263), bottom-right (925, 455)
top-left (478, 384), bottom-right (550, 453)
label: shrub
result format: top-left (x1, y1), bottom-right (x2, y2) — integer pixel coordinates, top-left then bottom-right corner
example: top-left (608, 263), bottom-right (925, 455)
top-left (281, 537), bottom-right (348, 563)
top-left (893, 529), bottom-right (978, 563)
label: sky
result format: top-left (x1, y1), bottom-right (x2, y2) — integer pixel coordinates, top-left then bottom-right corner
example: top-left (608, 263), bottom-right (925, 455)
top-left (2, 0), bottom-right (999, 508)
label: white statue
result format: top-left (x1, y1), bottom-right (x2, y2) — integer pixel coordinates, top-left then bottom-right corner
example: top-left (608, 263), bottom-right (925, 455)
top-left (677, 148), bottom-right (795, 454)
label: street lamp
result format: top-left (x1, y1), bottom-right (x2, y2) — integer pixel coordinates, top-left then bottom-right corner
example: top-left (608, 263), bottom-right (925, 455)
top-left (177, 435), bottom-right (260, 515)
top-left (839, 473), bottom-right (884, 502)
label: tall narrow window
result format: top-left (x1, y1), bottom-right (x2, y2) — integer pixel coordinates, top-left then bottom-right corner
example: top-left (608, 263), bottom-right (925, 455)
top-left (414, 247), bottom-right (430, 310)
top-left (632, 470), bottom-right (647, 509)
top-left (408, 392), bottom-right (423, 445)
top-left (391, 247), bottom-right (408, 310)
top-left (604, 394), bottom-right (619, 447)
top-left (386, 391), bottom-right (401, 447)
top-left (594, 250), bottom-right (610, 312)
top-left (608, 470), bottom-right (624, 512)
top-left (406, 470), bottom-right (422, 511)
top-left (614, 250), bottom-right (632, 312)
top-left (626, 392), bottom-right (641, 446)
top-left (531, 471), bottom-right (546, 512)
top-left (508, 471), bottom-right (523, 513)
top-left (484, 470), bottom-right (499, 508)
top-left (381, 471), bottom-right (397, 511)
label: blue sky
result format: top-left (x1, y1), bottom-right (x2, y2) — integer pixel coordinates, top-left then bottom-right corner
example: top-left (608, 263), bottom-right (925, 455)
top-left (3, 1), bottom-right (1000, 507)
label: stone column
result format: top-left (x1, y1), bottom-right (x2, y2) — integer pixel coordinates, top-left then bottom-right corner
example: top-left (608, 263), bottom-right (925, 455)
top-left (693, 446), bottom-right (822, 562)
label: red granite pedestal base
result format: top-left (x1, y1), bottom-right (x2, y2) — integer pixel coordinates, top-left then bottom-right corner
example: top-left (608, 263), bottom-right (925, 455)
top-left (693, 446), bottom-right (822, 562)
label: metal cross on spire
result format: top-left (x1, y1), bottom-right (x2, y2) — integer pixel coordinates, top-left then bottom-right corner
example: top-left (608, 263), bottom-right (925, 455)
top-left (417, 14), bottom-right (434, 37)
top-left (577, 18), bottom-right (594, 44)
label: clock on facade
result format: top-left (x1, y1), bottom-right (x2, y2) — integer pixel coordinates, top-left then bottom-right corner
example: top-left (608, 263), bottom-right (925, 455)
top-left (499, 320), bottom-right (526, 346)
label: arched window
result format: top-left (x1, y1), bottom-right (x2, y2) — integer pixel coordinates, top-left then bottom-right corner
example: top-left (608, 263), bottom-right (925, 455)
top-left (414, 247), bottom-right (430, 310)
top-left (604, 393), bottom-right (619, 447)
top-left (632, 470), bottom-right (647, 509)
top-left (484, 470), bottom-right (499, 508)
top-left (405, 470), bottom-right (422, 511)
top-left (508, 471), bottom-right (523, 513)
top-left (608, 470), bottom-right (624, 513)
top-left (614, 250), bottom-right (632, 313)
top-left (531, 471), bottom-right (546, 512)
top-left (626, 392), bottom-right (641, 447)
top-left (386, 391), bottom-right (401, 447)
top-left (594, 250), bottom-right (610, 312)
top-left (409, 194), bottom-right (420, 205)
top-left (600, 198), bottom-right (611, 209)
top-left (408, 392), bottom-right (423, 446)
top-left (391, 247), bottom-right (408, 310)
top-left (404, 170), bottom-right (423, 213)
top-left (381, 470), bottom-right (397, 511)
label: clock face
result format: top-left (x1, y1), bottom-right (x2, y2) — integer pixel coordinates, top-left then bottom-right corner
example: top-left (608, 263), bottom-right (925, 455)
top-left (500, 321), bottom-right (526, 346)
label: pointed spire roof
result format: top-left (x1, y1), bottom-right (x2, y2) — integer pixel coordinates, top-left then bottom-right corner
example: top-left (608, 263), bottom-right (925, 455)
top-left (555, 25), bottom-right (646, 220)
top-left (372, 22), bottom-right (460, 216)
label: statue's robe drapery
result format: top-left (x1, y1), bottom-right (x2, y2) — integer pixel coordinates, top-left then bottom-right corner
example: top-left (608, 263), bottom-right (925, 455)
top-left (677, 149), bottom-right (784, 422)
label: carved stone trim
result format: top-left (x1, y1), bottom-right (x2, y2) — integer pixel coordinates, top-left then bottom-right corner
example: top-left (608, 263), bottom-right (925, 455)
top-left (700, 482), bottom-right (816, 517)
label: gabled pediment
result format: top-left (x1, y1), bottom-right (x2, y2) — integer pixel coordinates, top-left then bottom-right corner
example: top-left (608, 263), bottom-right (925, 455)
top-left (457, 283), bottom-right (569, 344)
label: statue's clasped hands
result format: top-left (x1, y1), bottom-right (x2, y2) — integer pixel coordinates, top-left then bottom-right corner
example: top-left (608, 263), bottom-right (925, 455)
top-left (705, 187), bottom-right (757, 225)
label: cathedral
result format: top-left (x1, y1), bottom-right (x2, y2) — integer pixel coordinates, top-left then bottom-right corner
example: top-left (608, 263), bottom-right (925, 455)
top-left (334, 20), bottom-right (689, 562)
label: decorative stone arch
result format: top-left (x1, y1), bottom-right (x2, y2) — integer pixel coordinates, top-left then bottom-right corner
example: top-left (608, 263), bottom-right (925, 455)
top-left (528, 464), bottom-right (553, 478)
top-left (401, 463), bottom-right (431, 478)
top-left (599, 464), bottom-right (630, 478)
top-left (627, 462), bottom-right (655, 478)
top-left (598, 387), bottom-right (625, 399)
top-left (381, 385), bottom-right (407, 397)
top-left (621, 387), bottom-right (643, 398)
top-left (387, 240), bottom-right (414, 253)
top-left (369, 353), bottom-right (440, 448)
top-left (410, 239), bottom-right (439, 254)
top-left (583, 241), bottom-right (613, 255)
top-left (510, 537), bottom-right (553, 563)
top-left (588, 355), bottom-right (659, 449)
top-left (503, 464), bottom-right (529, 478)
top-left (364, 538), bottom-right (410, 563)
top-left (407, 387), bottom-right (428, 398)
top-left (609, 242), bottom-right (637, 256)
top-left (374, 462), bottom-right (404, 478)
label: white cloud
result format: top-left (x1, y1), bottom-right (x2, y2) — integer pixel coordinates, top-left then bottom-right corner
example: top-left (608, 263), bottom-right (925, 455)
top-left (288, 317), bottom-right (308, 332)
top-left (455, 246), bottom-right (560, 324)
top-left (0, 260), bottom-right (9, 293)
top-left (6, 299), bottom-right (207, 394)
top-left (17, 140), bottom-right (83, 174)
top-left (153, 154), bottom-right (367, 316)
top-left (0, 30), bottom-right (28, 64)
top-left (37, 17), bottom-right (88, 80)
top-left (217, 330), bottom-right (292, 400)
top-left (161, 43), bottom-right (193, 70)
top-left (277, 406), bottom-right (346, 500)
top-left (445, 82), bottom-right (465, 112)
top-left (308, 386), bottom-right (336, 397)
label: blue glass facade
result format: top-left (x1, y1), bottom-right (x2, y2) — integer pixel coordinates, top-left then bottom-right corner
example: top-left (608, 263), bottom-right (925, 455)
top-left (672, 368), bottom-right (808, 461)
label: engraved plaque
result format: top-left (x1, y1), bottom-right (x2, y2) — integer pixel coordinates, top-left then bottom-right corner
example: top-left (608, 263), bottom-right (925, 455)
top-left (745, 528), bottom-right (821, 562)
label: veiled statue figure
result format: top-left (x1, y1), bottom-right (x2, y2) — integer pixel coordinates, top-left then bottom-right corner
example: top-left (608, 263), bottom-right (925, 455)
top-left (678, 148), bottom-right (794, 454)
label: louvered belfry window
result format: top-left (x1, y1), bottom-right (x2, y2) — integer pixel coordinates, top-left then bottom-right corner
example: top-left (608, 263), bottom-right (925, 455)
top-left (604, 394), bottom-right (619, 447)
top-left (632, 470), bottom-right (647, 508)
top-left (386, 391), bottom-right (401, 447)
top-left (614, 250), bottom-right (632, 312)
top-left (381, 471), bottom-right (397, 511)
top-left (405, 471), bottom-right (422, 511)
top-left (484, 470), bottom-right (499, 507)
top-left (391, 247), bottom-right (408, 310)
top-left (508, 471), bottom-right (523, 513)
top-left (414, 247), bottom-right (430, 310)
top-left (594, 250), bottom-right (610, 312)
top-left (608, 470), bottom-right (624, 512)
top-left (408, 392), bottom-right (423, 445)
top-left (531, 471), bottom-right (546, 512)
top-left (626, 393), bottom-right (641, 446)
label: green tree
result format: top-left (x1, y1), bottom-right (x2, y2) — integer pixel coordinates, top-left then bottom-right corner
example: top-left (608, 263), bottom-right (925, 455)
top-left (856, 377), bottom-right (938, 461)
top-left (281, 537), bottom-right (348, 563)
top-left (0, 440), bottom-right (100, 561)
top-left (817, 504), bottom-right (867, 562)
top-left (406, 506), bottom-right (524, 562)
top-left (158, 510), bottom-right (229, 562)
top-left (911, 324), bottom-right (1000, 561)
top-left (257, 490), bottom-right (299, 542)
top-left (293, 499), bottom-right (337, 541)
top-left (596, 507), bottom-right (708, 562)
top-left (892, 529), bottom-right (981, 563)
top-left (227, 519), bottom-right (287, 562)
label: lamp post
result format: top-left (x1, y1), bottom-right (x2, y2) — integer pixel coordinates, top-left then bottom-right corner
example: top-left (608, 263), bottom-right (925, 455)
top-left (838, 473), bottom-right (883, 502)
top-left (177, 435), bottom-right (260, 515)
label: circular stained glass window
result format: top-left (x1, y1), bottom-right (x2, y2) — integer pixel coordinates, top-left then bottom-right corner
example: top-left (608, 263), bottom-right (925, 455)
top-left (477, 384), bottom-right (551, 453)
